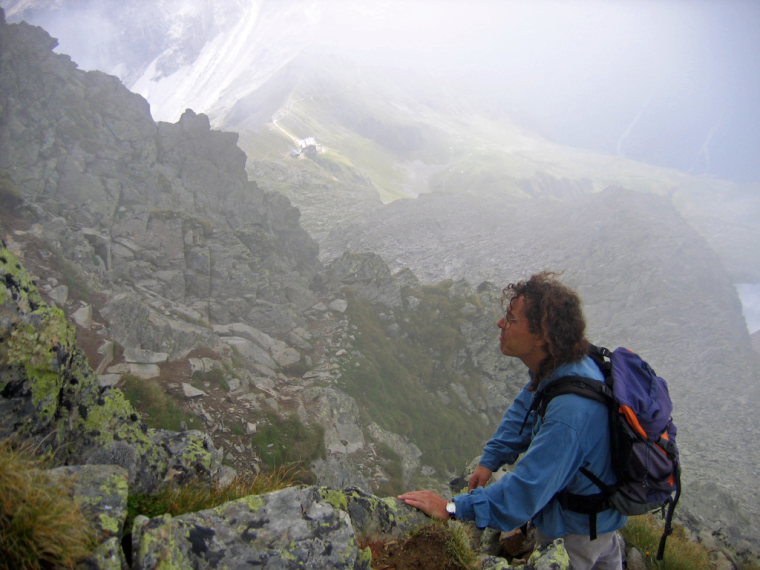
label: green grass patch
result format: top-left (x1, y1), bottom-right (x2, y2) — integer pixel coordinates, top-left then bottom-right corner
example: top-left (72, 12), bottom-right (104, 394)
top-left (340, 285), bottom-right (490, 475)
top-left (621, 514), bottom-right (712, 570)
top-left (0, 439), bottom-right (97, 569)
top-left (275, 95), bottom-right (416, 202)
top-left (444, 521), bottom-right (480, 570)
top-left (119, 374), bottom-right (204, 431)
top-left (250, 413), bottom-right (326, 472)
top-left (125, 469), bottom-right (297, 537)
top-left (191, 367), bottom-right (230, 392)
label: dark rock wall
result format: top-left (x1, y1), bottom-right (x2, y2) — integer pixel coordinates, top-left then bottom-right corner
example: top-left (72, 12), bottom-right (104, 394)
top-left (0, 12), bottom-right (320, 343)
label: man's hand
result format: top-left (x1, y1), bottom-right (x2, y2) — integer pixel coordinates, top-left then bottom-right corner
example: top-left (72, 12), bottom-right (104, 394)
top-left (397, 490), bottom-right (449, 520)
top-left (468, 465), bottom-right (493, 490)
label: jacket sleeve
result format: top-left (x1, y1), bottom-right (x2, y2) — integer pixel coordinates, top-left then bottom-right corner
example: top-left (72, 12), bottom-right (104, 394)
top-left (478, 385), bottom-right (535, 471)
top-left (455, 410), bottom-right (585, 531)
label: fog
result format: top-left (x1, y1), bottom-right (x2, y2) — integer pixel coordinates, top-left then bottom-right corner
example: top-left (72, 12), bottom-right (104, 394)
top-left (316, 0), bottom-right (760, 183)
top-left (4, 0), bottom-right (759, 184)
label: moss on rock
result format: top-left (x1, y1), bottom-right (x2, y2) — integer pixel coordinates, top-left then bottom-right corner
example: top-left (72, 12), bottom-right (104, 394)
top-left (0, 241), bottom-right (220, 494)
top-left (319, 486), bottom-right (430, 541)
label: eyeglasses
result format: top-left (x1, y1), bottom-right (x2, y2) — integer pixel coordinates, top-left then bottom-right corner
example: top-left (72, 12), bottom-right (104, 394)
top-left (501, 312), bottom-right (519, 328)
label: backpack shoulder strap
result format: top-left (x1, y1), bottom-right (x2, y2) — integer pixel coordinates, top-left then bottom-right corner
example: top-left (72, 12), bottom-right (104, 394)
top-left (533, 375), bottom-right (613, 418)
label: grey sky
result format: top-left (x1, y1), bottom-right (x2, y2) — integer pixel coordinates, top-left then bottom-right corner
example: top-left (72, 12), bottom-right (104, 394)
top-left (317, 0), bottom-right (760, 183)
top-left (3, 0), bottom-right (759, 182)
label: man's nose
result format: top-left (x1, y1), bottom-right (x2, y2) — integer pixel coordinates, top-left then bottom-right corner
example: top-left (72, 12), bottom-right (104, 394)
top-left (497, 317), bottom-right (506, 329)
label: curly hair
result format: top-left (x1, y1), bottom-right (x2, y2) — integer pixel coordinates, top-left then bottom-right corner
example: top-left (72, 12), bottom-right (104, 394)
top-left (502, 271), bottom-right (589, 385)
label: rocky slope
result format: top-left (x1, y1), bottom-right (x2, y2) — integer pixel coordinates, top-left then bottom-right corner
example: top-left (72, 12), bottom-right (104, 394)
top-left (2, 244), bottom-right (577, 568)
top-left (7, 0), bottom-right (759, 285)
top-left (322, 186), bottom-right (760, 500)
top-left (0, 8), bottom-right (501, 492)
top-left (0, 243), bottom-right (222, 494)
top-left (0, 13), bottom-right (320, 335)
top-left (1, 9), bottom-right (758, 565)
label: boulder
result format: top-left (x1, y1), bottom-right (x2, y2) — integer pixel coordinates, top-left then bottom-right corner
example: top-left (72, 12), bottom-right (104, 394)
top-left (131, 486), bottom-right (373, 569)
top-left (188, 357), bottom-right (219, 374)
top-left (270, 342), bottom-right (301, 369)
top-left (48, 464), bottom-right (130, 570)
top-left (304, 387), bottom-right (365, 455)
top-left (47, 283), bottom-right (70, 306)
top-left (329, 298), bottom-right (349, 313)
top-left (71, 303), bottom-right (93, 328)
top-left (320, 486), bottom-right (430, 540)
top-left (182, 383), bottom-right (206, 398)
top-left (220, 336), bottom-right (278, 370)
top-left (48, 464), bottom-right (129, 542)
top-left (123, 347), bottom-right (169, 364)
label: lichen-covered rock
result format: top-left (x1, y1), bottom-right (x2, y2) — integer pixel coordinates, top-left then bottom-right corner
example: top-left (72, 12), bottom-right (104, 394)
top-left (319, 486), bottom-right (431, 540)
top-left (151, 429), bottom-right (222, 484)
top-left (0, 242), bottom-right (221, 493)
top-left (525, 539), bottom-right (570, 570)
top-left (48, 464), bottom-right (129, 542)
top-left (479, 554), bottom-right (514, 569)
top-left (318, 486), bottom-right (568, 570)
top-left (131, 486), bottom-right (372, 569)
top-left (478, 539), bottom-right (569, 570)
top-left (46, 464), bottom-right (130, 570)
top-left (78, 537), bottom-right (127, 570)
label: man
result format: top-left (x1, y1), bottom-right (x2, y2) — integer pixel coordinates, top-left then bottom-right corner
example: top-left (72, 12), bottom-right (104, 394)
top-left (398, 272), bottom-right (626, 570)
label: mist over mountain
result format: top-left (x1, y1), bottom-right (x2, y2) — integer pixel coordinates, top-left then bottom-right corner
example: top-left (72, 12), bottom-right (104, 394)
top-left (4, 0), bottom-right (760, 296)
top-left (4, 0), bottom-right (759, 184)
top-left (1, 3), bottom-right (760, 564)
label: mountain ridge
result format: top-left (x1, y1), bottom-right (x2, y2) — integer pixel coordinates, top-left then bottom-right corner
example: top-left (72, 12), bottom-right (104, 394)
top-left (5, 0), bottom-right (760, 283)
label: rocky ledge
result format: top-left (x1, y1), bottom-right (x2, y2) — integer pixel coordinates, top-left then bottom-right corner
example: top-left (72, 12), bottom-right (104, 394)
top-left (56, 463), bottom-right (569, 569)
top-left (0, 238), bottom-right (568, 568)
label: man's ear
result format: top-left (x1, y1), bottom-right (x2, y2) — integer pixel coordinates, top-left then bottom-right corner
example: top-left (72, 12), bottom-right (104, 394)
top-left (535, 322), bottom-right (548, 347)
top-left (532, 329), bottom-right (550, 358)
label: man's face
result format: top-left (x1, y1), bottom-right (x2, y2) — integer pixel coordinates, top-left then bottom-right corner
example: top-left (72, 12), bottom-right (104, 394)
top-left (497, 295), bottom-right (547, 367)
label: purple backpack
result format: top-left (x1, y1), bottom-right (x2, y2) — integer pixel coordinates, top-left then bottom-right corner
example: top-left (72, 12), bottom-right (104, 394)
top-left (533, 345), bottom-right (681, 560)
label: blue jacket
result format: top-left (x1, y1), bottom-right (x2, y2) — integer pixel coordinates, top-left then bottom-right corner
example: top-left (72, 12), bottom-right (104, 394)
top-left (454, 356), bottom-right (628, 538)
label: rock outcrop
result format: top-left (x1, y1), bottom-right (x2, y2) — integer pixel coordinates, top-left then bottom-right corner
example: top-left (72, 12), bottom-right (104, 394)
top-left (0, 248), bottom-right (569, 567)
top-left (0, 242), bottom-right (222, 493)
top-left (0, 11), bottom-right (320, 352)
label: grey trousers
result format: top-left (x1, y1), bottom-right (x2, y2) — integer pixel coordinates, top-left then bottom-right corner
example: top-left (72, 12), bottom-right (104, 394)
top-left (535, 527), bottom-right (624, 570)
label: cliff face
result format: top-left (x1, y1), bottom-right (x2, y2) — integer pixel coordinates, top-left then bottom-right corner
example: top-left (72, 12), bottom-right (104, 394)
top-left (0, 13), bottom-right (320, 349)
top-left (1, 8), bottom-right (453, 494)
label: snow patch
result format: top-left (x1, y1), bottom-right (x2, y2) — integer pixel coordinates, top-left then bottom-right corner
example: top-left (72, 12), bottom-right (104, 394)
top-left (129, 0), bottom-right (321, 124)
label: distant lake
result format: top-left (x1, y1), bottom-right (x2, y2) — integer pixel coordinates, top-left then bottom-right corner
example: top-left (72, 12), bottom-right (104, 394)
top-left (736, 283), bottom-right (760, 334)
